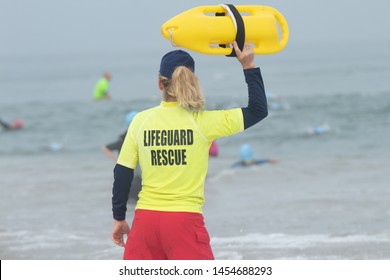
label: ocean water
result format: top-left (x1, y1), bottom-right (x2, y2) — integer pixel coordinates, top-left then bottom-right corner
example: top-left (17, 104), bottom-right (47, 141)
top-left (1, 42), bottom-right (390, 260)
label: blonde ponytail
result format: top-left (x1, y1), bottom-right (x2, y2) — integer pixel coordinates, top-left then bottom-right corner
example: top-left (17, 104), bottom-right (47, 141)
top-left (160, 66), bottom-right (204, 112)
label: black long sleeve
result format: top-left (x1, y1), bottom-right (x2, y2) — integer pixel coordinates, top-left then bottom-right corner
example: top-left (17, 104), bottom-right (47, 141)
top-left (112, 164), bottom-right (134, 220)
top-left (241, 67), bottom-right (268, 129)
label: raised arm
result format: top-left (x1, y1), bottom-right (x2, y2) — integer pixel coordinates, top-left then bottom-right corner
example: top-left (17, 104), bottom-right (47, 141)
top-left (233, 41), bottom-right (268, 129)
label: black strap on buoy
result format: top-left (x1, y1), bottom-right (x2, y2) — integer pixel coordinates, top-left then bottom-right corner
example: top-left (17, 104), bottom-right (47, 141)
top-left (216, 4), bottom-right (246, 57)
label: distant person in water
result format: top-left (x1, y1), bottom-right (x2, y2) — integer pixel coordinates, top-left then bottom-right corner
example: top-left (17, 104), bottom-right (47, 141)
top-left (209, 140), bottom-right (219, 157)
top-left (102, 111), bottom-right (138, 161)
top-left (0, 118), bottom-right (24, 131)
top-left (94, 72), bottom-right (112, 101)
top-left (306, 124), bottom-right (330, 137)
top-left (102, 132), bottom-right (127, 161)
top-left (232, 144), bottom-right (277, 167)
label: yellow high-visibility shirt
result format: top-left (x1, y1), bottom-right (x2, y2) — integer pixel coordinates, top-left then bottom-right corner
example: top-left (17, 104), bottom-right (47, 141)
top-left (117, 101), bottom-right (244, 213)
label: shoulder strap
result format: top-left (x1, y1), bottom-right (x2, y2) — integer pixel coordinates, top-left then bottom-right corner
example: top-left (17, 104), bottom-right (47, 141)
top-left (218, 4), bottom-right (246, 57)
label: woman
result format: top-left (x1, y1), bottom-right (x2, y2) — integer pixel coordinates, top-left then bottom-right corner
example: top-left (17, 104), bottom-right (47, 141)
top-left (111, 41), bottom-right (268, 259)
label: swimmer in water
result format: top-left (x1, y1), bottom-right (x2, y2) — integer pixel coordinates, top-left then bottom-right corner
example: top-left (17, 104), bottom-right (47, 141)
top-left (209, 140), bottom-right (219, 157)
top-left (232, 144), bottom-right (277, 167)
top-left (0, 118), bottom-right (24, 131)
top-left (102, 111), bottom-right (138, 161)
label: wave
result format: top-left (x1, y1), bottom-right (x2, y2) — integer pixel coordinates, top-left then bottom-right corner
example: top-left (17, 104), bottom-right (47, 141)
top-left (211, 232), bottom-right (390, 260)
top-left (211, 232), bottom-right (390, 249)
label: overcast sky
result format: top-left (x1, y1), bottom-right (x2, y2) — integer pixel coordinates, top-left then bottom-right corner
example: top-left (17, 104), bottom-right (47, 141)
top-left (1, 0), bottom-right (389, 56)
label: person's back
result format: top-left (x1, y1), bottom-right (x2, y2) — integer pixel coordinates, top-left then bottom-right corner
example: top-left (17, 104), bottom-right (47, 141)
top-left (122, 102), bottom-right (243, 213)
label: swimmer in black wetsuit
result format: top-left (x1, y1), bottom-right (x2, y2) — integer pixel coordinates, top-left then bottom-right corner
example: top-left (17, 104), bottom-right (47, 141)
top-left (102, 131), bottom-right (127, 161)
top-left (0, 119), bottom-right (24, 131)
top-left (102, 111), bottom-right (138, 161)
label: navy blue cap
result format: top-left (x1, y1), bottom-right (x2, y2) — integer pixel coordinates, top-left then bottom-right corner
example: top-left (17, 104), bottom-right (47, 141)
top-left (159, 50), bottom-right (195, 78)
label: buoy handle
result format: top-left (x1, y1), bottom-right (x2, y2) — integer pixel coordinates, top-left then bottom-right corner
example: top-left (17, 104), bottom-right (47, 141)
top-left (273, 8), bottom-right (289, 52)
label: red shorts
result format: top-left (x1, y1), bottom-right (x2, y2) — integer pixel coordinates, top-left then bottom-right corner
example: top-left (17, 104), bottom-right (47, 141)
top-left (123, 209), bottom-right (214, 260)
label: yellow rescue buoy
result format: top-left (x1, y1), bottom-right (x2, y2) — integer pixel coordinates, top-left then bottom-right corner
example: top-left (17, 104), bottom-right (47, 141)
top-left (161, 5), bottom-right (289, 55)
